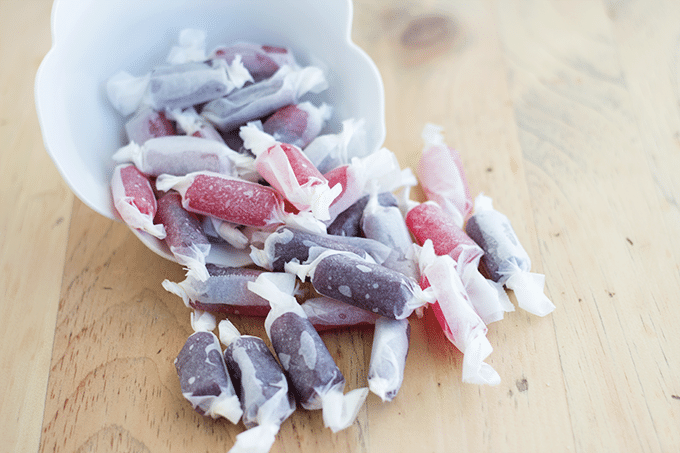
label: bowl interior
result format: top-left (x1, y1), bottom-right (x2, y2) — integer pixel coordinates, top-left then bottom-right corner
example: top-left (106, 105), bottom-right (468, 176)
top-left (35, 0), bottom-right (386, 265)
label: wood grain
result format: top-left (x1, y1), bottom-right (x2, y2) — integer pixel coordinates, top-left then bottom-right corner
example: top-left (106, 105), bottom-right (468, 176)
top-left (2, 0), bottom-right (680, 452)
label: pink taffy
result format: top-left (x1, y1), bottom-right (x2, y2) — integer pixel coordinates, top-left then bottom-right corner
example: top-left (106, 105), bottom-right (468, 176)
top-left (417, 124), bottom-right (473, 227)
top-left (209, 42), bottom-right (297, 83)
top-left (125, 107), bottom-right (175, 144)
top-left (155, 171), bottom-right (326, 233)
top-left (416, 240), bottom-right (500, 385)
top-left (240, 123), bottom-right (341, 220)
top-left (111, 163), bottom-right (166, 239)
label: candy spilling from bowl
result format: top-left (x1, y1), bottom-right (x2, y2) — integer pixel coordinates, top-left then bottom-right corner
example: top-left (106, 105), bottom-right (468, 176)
top-left (35, 2), bottom-right (555, 452)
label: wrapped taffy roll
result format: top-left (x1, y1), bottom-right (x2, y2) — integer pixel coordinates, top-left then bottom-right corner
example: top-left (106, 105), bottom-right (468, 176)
top-left (248, 273), bottom-right (369, 433)
top-left (219, 320), bottom-right (296, 453)
top-left (201, 65), bottom-right (328, 133)
top-left (155, 192), bottom-right (210, 281)
top-left (327, 192), bottom-right (398, 237)
top-left (406, 200), bottom-right (514, 324)
top-left (209, 42), bottom-right (298, 83)
top-left (155, 171), bottom-right (326, 234)
top-left (111, 163), bottom-right (166, 239)
top-left (465, 194), bottom-right (555, 317)
top-left (113, 135), bottom-right (247, 177)
top-left (124, 106), bottom-right (175, 144)
top-left (304, 118), bottom-right (368, 174)
top-left (361, 189), bottom-right (419, 282)
top-left (263, 102), bottom-right (333, 149)
top-left (162, 264), bottom-right (270, 316)
top-left (367, 318), bottom-right (410, 402)
top-left (415, 240), bottom-right (501, 385)
top-left (250, 226), bottom-right (393, 272)
top-left (167, 107), bottom-right (226, 144)
top-left (417, 124), bottom-right (473, 227)
top-left (301, 296), bottom-right (379, 331)
top-left (287, 250), bottom-right (433, 320)
top-left (240, 122), bottom-right (341, 221)
top-left (324, 148), bottom-right (417, 223)
top-left (174, 319), bottom-right (242, 423)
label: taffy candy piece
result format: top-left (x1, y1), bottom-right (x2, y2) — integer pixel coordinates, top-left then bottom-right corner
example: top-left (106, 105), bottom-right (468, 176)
top-left (250, 226), bottom-right (393, 272)
top-left (406, 200), bottom-right (513, 324)
top-left (303, 118), bottom-right (369, 174)
top-left (361, 189), bottom-right (419, 281)
top-left (155, 191), bottom-right (211, 281)
top-left (124, 106), bottom-right (175, 144)
top-left (262, 102), bottom-right (332, 149)
top-left (156, 171), bottom-right (325, 234)
top-left (219, 319), bottom-right (296, 453)
top-left (249, 272), bottom-right (369, 433)
top-left (367, 317), bottom-right (410, 402)
top-left (162, 264), bottom-right (270, 316)
top-left (287, 250), bottom-right (432, 320)
top-left (201, 65), bottom-right (328, 132)
top-left (209, 42), bottom-right (297, 83)
top-left (326, 192), bottom-right (398, 237)
top-left (113, 135), bottom-right (244, 177)
top-left (415, 240), bottom-right (500, 385)
top-left (167, 107), bottom-right (226, 144)
top-left (147, 60), bottom-right (250, 111)
top-left (111, 163), bottom-right (166, 239)
top-left (323, 148), bottom-right (416, 223)
top-left (300, 296), bottom-right (379, 331)
top-left (174, 329), bottom-right (242, 423)
top-left (240, 123), bottom-right (341, 220)
top-left (417, 124), bottom-right (472, 227)
top-left (465, 194), bottom-right (555, 317)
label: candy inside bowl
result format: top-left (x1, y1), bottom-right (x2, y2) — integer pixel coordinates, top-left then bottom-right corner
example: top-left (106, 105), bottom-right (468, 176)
top-left (35, 0), bottom-right (386, 267)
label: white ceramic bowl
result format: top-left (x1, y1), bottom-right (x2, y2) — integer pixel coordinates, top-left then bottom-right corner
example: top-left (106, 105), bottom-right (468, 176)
top-left (35, 0), bottom-right (386, 266)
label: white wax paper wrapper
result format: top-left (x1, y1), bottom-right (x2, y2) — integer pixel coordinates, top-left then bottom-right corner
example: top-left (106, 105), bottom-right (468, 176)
top-left (368, 317), bottom-right (410, 402)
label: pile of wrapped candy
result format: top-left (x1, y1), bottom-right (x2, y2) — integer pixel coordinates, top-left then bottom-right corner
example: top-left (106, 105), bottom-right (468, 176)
top-left (108, 29), bottom-right (555, 453)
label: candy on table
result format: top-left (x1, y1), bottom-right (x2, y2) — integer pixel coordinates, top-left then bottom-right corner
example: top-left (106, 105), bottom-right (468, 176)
top-left (155, 191), bottom-right (211, 281)
top-left (417, 123), bottom-right (473, 227)
top-left (367, 317), bottom-right (410, 402)
top-left (300, 296), bottom-right (380, 331)
top-left (201, 65), bottom-right (328, 133)
top-left (173, 323), bottom-right (243, 423)
top-left (124, 106), bottom-right (176, 144)
top-left (361, 189), bottom-right (420, 282)
top-left (248, 272), bottom-right (369, 433)
top-left (162, 264), bottom-right (271, 316)
top-left (326, 191), bottom-right (398, 237)
top-left (287, 249), bottom-right (433, 320)
top-left (415, 240), bottom-right (501, 385)
top-left (240, 122), bottom-right (341, 220)
top-left (113, 135), bottom-right (243, 177)
top-left (406, 200), bottom-right (513, 324)
top-left (465, 194), bottom-right (555, 317)
top-left (209, 42), bottom-right (297, 83)
top-left (155, 171), bottom-right (325, 234)
top-left (324, 147), bottom-right (417, 223)
top-left (167, 107), bottom-right (226, 144)
top-left (303, 118), bottom-right (369, 174)
top-left (219, 319), bottom-right (296, 453)
top-left (110, 163), bottom-right (166, 239)
top-left (262, 102), bottom-right (332, 149)
top-left (249, 225), bottom-right (393, 272)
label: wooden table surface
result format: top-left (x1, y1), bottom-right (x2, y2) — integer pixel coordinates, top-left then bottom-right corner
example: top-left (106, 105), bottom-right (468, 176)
top-left (3, 0), bottom-right (680, 452)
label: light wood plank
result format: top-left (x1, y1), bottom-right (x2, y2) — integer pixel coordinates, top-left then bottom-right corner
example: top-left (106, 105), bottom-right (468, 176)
top-left (495, 0), bottom-right (680, 451)
top-left (0, 1), bottom-right (74, 452)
